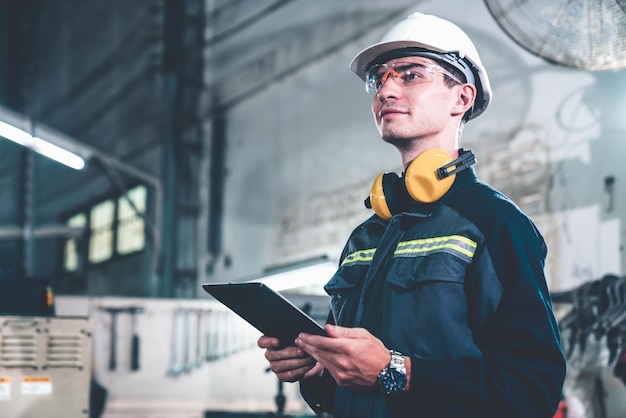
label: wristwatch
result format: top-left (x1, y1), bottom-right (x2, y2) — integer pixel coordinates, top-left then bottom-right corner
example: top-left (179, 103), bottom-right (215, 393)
top-left (377, 350), bottom-right (407, 395)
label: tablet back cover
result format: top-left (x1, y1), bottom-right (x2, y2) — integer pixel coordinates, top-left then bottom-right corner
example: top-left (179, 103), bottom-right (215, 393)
top-left (202, 282), bottom-right (326, 345)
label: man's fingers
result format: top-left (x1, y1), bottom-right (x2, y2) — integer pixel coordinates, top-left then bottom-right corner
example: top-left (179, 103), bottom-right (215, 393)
top-left (303, 362), bottom-right (325, 379)
top-left (257, 335), bottom-right (281, 349)
top-left (296, 326), bottom-right (375, 353)
top-left (264, 345), bottom-right (307, 362)
top-left (268, 356), bottom-right (315, 372)
top-left (325, 324), bottom-right (371, 339)
top-left (296, 334), bottom-right (339, 355)
top-left (269, 357), bottom-right (316, 381)
top-left (275, 363), bottom-right (316, 382)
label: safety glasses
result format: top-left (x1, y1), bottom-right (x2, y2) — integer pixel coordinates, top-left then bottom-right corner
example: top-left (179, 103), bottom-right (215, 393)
top-left (365, 60), bottom-right (462, 93)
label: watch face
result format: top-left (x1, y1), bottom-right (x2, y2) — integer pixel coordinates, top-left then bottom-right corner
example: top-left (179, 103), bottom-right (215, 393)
top-left (378, 351), bottom-right (407, 395)
top-left (389, 365), bottom-right (407, 389)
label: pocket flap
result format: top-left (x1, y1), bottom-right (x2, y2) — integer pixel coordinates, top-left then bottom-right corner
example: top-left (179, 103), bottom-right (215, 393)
top-left (386, 253), bottom-right (468, 289)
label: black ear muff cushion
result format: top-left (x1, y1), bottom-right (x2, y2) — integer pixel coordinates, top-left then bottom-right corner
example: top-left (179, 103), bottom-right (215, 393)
top-left (382, 172), bottom-right (408, 215)
top-left (404, 149), bottom-right (456, 203)
top-left (369, 172), bottom-right (410, 220)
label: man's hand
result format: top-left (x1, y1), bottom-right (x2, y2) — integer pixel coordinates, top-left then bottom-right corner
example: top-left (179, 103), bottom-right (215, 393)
top-left (294, 324), bottom-right (392, 388)
top-left (258, 335), bottom-right (323, 382)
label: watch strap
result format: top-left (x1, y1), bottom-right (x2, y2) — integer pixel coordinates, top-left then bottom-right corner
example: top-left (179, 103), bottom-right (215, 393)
top-left (377, 350), bottom-right (407, 395)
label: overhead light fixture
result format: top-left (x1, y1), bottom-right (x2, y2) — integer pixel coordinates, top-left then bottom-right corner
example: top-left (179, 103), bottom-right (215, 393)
top-left (0, 121), bottom-right (86, 170)
top-left (0, 104), bottom-right (90, 170)
top-left (251, 257), bottom-right (337, 293)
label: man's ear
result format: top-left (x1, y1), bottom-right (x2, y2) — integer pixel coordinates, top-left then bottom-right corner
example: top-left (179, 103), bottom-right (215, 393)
top-left (452, 84), bottom-right (476, 117)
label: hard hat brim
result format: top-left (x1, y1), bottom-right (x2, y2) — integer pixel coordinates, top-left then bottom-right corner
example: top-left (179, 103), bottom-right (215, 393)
top-left (349, 40), bottom-right (446, 81)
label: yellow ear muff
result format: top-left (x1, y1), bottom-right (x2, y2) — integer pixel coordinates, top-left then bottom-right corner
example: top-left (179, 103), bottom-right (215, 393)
top-left (369, 173), bottom-right (393, 220)
top-left (404, 148), bottom-right (456, 203)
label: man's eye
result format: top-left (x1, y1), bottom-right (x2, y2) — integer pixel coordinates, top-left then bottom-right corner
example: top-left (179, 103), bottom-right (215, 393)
top-left (373, 73), bottom-right (387, 86)
top-left (401, 70), bottom-right (424, 81)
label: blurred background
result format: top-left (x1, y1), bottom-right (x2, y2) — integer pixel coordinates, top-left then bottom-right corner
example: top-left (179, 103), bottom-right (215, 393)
top-left (1, 0), bottom-right (626, 417)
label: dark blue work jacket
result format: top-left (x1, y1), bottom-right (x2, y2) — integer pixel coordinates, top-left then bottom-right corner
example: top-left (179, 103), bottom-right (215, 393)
top-left (300, 167), bottom-right (566, 418)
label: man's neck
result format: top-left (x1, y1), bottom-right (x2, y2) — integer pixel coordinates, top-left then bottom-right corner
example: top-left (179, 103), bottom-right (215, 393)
top-left (398, 141), bottom-right (459, 170)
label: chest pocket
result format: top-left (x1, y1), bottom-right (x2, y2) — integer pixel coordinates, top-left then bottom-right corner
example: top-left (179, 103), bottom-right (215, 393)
top-left (324, 264), bottom-right (368, 326)
top-left (384, 250), bottom-right (478, 360)
top-left (386, 252), bottom-right (469, 289)
top-left (386, 234), bottom-right (476, 289)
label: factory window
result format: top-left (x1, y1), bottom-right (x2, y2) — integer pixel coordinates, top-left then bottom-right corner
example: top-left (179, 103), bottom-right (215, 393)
top-left (116, 185), bottom-right (146, 255)
top-left (89, 200), bottom-right (115, 263)
top-left (64, 185), bottom-right (147, 269)
top-left (64, 213), bottom-right (86, 272)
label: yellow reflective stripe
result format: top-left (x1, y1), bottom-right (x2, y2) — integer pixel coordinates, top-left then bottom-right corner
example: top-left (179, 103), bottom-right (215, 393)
top-left (340, 248), bottom-right (376, 267)
top-left (340, 235), bottom-right (477, 267)
top-left (394, 235), bottom-right (476, 262)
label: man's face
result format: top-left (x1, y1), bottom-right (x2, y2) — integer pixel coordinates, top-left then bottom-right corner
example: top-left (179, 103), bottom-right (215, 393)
top-left (370, 56), bottom-right (461, 144)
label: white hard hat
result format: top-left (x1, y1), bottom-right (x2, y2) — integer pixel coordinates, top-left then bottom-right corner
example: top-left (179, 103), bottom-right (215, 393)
top-left (350, 13), bottom-right (492, 120)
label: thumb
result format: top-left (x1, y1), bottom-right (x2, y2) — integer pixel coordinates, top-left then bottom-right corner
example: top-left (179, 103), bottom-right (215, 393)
top-left (325, 324), bottom-right (369, 339)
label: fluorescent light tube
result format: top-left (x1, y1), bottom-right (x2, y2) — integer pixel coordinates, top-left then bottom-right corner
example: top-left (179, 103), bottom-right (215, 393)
top-left (0, 120), bottom-right (85, 170)
top-left (32, 136), bottom-right (85, 170)
top-left (0, 120), bottom-right (33, 146)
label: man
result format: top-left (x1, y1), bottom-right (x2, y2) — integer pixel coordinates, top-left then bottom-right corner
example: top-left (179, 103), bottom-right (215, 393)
top-left (258, 12), bottom-right (566, 418)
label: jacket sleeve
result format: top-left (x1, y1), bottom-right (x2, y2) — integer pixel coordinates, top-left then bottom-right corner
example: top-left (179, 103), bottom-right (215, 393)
top-left (396, 210), bottom-right (566, 418)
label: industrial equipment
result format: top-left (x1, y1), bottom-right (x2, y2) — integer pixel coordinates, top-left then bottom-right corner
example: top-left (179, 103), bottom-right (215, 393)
top-left (0, 315), bottom-right (92, 417)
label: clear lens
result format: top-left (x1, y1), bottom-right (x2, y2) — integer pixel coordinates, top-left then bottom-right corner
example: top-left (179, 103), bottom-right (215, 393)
top-left (365, 61), bottom-right (461, 93)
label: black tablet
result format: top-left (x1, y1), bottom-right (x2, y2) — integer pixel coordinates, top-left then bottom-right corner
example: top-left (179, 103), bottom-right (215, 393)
top-left (202, 282), bottom-right (327, 346)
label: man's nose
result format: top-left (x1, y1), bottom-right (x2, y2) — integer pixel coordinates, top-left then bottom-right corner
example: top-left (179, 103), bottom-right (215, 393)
top-left (379, 69), bottom-right (401, 88)
top-left (376, 69), bottom-right (402, 99)
top-left (380, 68), bottom-right (400, 87)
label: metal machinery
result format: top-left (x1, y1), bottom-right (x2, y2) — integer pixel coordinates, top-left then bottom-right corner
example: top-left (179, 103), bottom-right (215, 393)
top-left (0, 315), bottom-right (92, 418)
